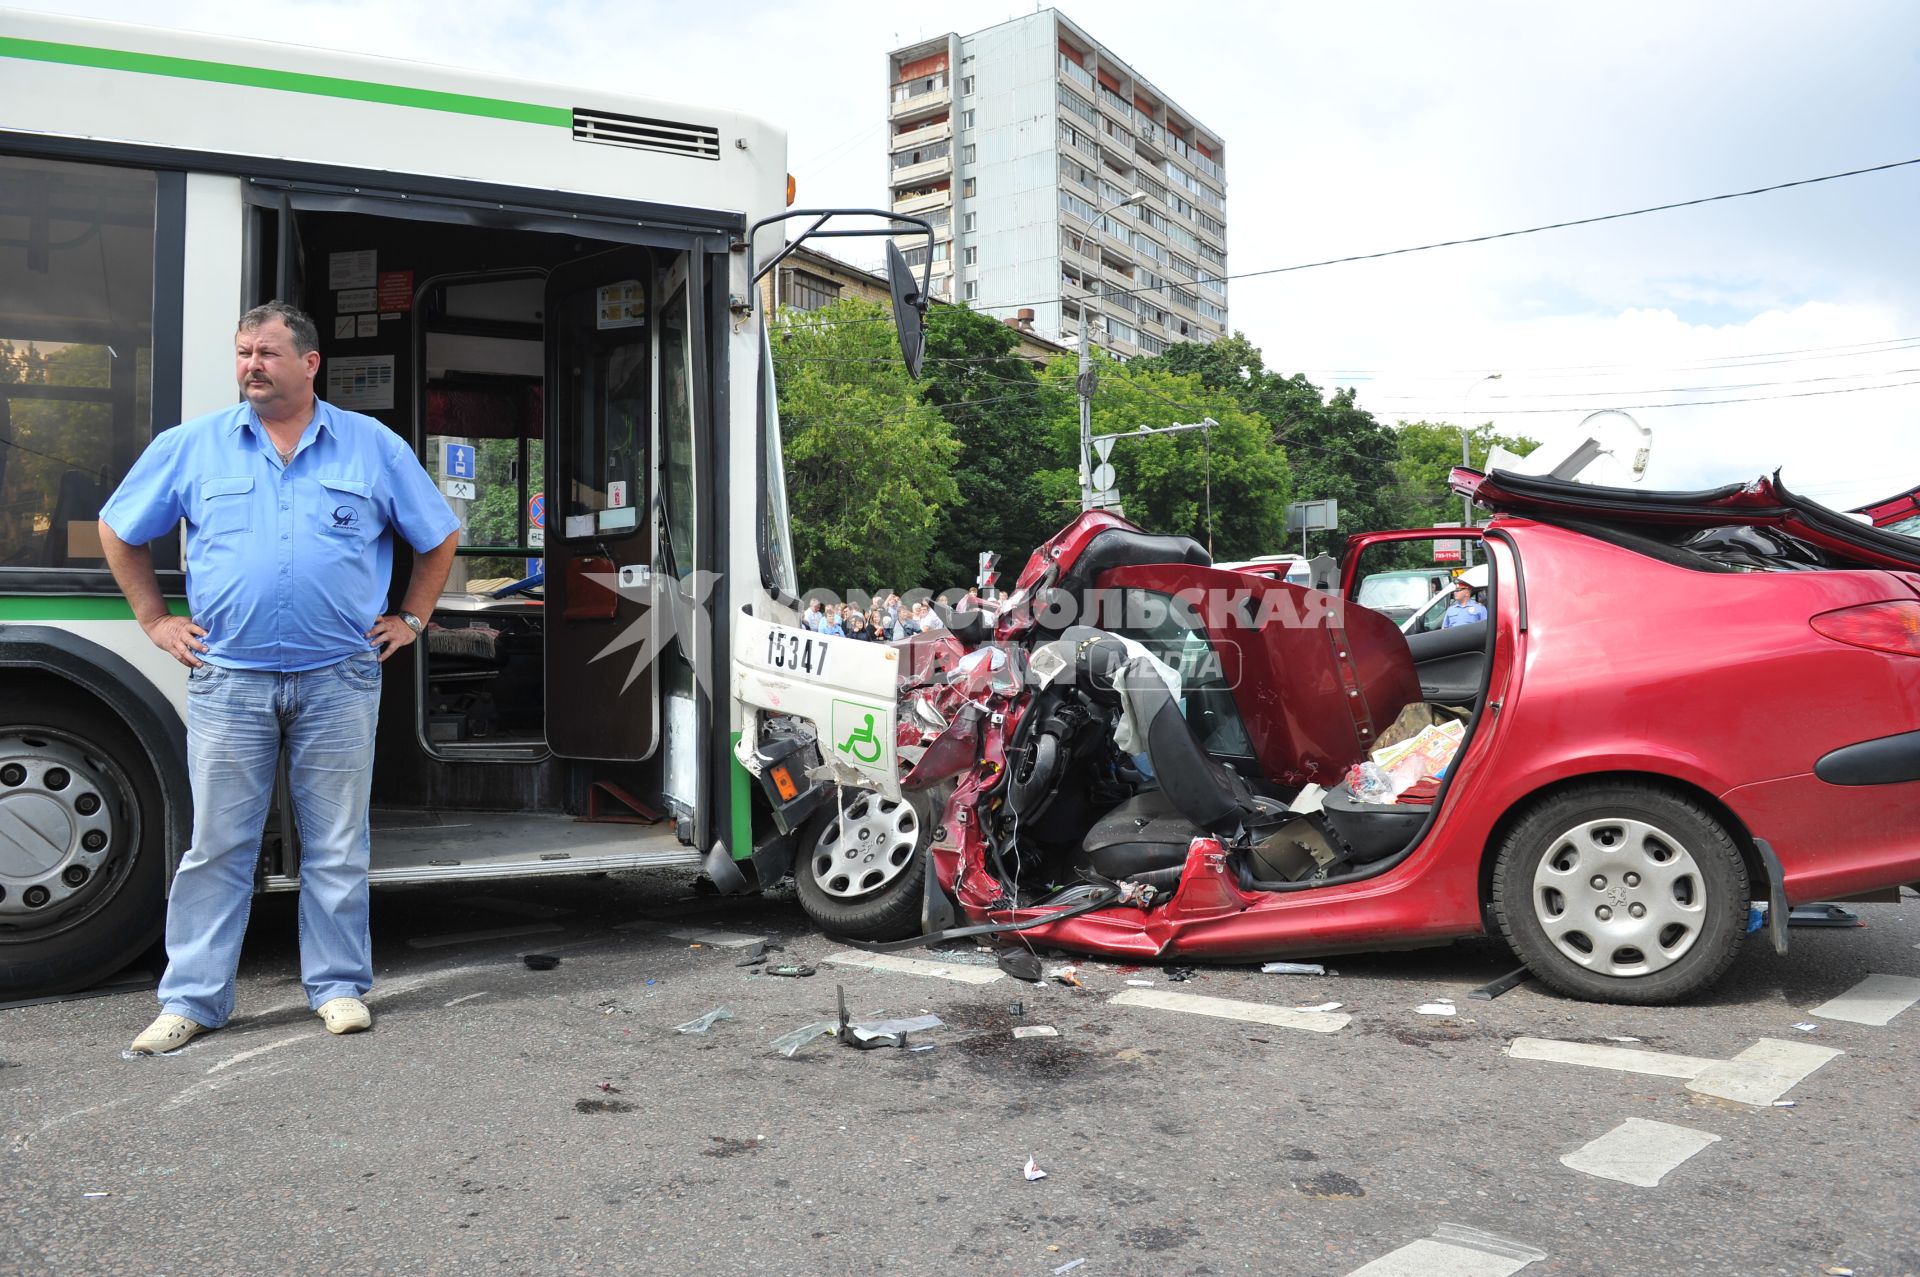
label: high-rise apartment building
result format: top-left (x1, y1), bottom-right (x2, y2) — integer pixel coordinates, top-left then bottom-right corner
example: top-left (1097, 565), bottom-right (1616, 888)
top-left (885, 10), bottom-right (1228, 357)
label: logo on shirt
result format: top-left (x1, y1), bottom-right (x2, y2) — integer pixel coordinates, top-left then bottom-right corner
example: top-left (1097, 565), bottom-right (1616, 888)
top-left (331, 505), bottom-right (360, 530)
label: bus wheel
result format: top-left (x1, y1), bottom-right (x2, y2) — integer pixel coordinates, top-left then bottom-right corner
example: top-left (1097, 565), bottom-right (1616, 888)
top-left (0, 688), bottom-right (168, 998)
top-left (794, 788), bottom-right (933, 942)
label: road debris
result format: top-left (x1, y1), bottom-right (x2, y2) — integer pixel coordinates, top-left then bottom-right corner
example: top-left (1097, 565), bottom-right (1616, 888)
top-left (1023, 1155), bottom-right (1048, 1181)
top-left (1124, 978), bottom-right (1155, 987)
top-left (1793, 1021), bottom-right (1819, 1032)
top-left (1261, 961), bottom-right (1327, 976)
top-left (997, 949), bottom-right (1044, 982)
top-left (1416, 1001), bottom-right (1458, 1016)
top-left (1468, 966), bottom-right (1533, 1000)
top-left (675, 1007), bottom-right (735, 1034)
top-left (1295, 1001), bottom-right (1343, 1013)
top-left (1053, 1259), bottom-right (1086, 1274)
top-left (1050, 966), bottom-right (1085, 988)
top-left (1013, 1025), bottom-right (1060, 1039)
top-left (762, 964), bottom-right (817, 978)
top-left (1164, 966), bottom-right (1198, 982)
top-left (836, 984), bottom-right (941, 1049)
top-left (770, 1020), bottom-right (837, 1058)
top-left (597, 1080), bottom-right (621, 1093)
top-left (521, 954), bottom-right (560, 970)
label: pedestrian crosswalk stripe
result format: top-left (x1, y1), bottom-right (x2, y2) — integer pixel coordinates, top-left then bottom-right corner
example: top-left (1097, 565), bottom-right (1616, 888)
top-left (1560, 1118), bottom-right (1720, 1187)
top-left (821, 949), bottom-right (1006, 984)
top-left (1686, 1038), bottom-right (1843, 1106)
top-left (1110, 987), bottom-right (1349, 1033)
top-left (1508, 1037), bottom-right (1719, 1078)
top-left (1346, 1223), bottom-right (1546, 1276)
top-left (1807, 972), bottom-right (1920, 1026)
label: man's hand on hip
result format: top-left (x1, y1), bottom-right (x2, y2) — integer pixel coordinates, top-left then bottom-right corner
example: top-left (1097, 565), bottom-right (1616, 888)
top-left (143, 614), bottom-right (210, 668)
top-left (367, 614), bottom-right (419, 661)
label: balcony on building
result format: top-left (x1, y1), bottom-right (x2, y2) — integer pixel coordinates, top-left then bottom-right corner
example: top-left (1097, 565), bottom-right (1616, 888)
top-left (890, 77), bottom-right (951, 123)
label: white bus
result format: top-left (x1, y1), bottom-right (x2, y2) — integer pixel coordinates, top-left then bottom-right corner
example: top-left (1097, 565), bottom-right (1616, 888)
top-left (0, 11), bottom-right (921, 996)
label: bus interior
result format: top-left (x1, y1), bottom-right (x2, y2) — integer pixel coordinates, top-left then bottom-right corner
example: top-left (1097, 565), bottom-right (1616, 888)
top-left (249, 198), bottom-right (714, 887)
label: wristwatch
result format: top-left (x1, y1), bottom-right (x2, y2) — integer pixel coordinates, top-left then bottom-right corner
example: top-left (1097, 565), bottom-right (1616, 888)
top-left (397, 611), bottom-right (425, 636)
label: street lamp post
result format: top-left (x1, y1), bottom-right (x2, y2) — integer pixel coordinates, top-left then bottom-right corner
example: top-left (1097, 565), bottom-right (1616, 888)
top-left (1079, 189), bottom-right (1148, 510)
top-left (1459, 373), bottom-right (1501, 567)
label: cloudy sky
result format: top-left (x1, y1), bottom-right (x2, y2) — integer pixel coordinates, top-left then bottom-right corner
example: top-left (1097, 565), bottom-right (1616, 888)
top-left (28, 0), bottom-right (1920, 505)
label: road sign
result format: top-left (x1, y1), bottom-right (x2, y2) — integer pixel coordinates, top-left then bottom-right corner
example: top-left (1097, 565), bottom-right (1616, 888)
top-left (443, 442), bottom-right (476, 481)
top-left (1090, 462), bottom-right (1116, 491)
top-left (1285, 499), bottom-right (1339, 533)
top-left (528, 492), bottom-right (546, 529)
top-left (1434, 540), bottom-right (1462, 563)
top-left (1092, 435), bottom-right (1117, 463)
top-left (443, 478), bottom-right (476, 501)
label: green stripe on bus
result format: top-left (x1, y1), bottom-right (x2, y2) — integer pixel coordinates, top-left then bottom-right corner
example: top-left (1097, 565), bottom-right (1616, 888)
top-left (0, 36), bottom-right (572, 127)
top-left (0, 596), bottom-right (190, 621)
top-left (730, 733), bottom-right (754, 862)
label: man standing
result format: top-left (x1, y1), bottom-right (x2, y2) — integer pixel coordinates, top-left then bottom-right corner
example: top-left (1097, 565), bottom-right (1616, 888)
top-left (100, 302), bottom-right (459, 1052)
top-left (1441, 579), bottom-right (1488, 628)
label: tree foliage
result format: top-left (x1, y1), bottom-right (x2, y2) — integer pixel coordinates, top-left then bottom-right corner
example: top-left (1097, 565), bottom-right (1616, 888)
top-left (917, 306), bottom-right (1068, 589)
top-left (1036, 350), bottom-right (1290, 560)
top-left (770, 299), bottom-right (959, 591)
top-left (1390, 420), bottom-right (1540, 530)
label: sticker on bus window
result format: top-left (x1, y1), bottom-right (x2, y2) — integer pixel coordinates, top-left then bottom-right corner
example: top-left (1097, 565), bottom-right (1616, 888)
top-left (565, 514), bottom-right (594, 538)
top-left (599, 507), bottom-right (638, 533)
top-left (596, 281), bottom-right (646, 329)
top-left (607, 481), bottom-right (628, 509)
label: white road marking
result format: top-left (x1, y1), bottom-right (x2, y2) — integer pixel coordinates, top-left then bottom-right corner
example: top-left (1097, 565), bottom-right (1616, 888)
top-left (406, 923), bottom-right (564, 949)
top-left (1808, 973), bottom-right (1920, 1026)
top-left (1507, 1037), bottom-right (1718, 1079)
top-left (1687, 1038), bottom-right (1843, 1106)
top-left (205, 1033), bottom-right (312, 1074)
top-left (822, 950), bottom-right (1006, 984)
top-left (1110, 987), bottom-right (1349, 1034)
top-left (1347, 1223), bottom-right (1546, 1276)
top-left (1560, 1118), bottom-right (1721, 1187)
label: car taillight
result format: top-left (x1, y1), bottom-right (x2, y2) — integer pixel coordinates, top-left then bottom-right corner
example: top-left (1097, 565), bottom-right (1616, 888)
top-left (1810, 600), bottom-right (1920, 656)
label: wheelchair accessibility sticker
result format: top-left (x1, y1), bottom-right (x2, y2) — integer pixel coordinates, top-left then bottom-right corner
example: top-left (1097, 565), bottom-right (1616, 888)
top-left (832, 698), bottom-right (888, 767)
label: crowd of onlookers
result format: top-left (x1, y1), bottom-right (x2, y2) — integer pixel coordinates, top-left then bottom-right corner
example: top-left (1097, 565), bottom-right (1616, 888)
top-left (799, 589), bottom-right (999, 641)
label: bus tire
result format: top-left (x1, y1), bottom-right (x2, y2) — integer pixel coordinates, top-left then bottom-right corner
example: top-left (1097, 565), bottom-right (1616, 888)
top-left (793, 788), bottom-right (934, 942)
top-left (0, 686), bottom-right (168, 999)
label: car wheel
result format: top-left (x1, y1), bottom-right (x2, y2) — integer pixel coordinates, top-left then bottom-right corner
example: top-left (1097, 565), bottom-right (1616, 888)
top-left (0, 687), bottom-right (168, 998)
top-left (793, 788), bottom-right (934, 941)
top-left (1490, 782), bottom-right (1747, 1004)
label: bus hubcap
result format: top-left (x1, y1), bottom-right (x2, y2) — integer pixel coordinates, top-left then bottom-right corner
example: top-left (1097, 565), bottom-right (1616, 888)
top-left (811, 796), bottom-right (919, 900)
top-left (0, 732), bottom-right (121, 927)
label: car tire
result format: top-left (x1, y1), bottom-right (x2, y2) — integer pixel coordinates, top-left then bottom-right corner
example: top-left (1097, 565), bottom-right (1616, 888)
top-left (793, 788), bottom-right (935, 942)
top-left (1490, 782), bottom-right (1747, 1005)
top-left (0, 687), bottom-right (168, 998)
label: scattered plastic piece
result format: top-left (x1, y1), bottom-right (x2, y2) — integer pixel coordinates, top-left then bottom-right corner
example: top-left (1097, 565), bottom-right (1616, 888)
top-left (675, 1007), bottom-right (735, 1034)
top-left (1124, 979), bottom-right (1155, 987)
top-left (1468, 966), bottom-right (1532, 1000)
top-left (1164, 966), bottom-right (1197, 982)
top-left (998, 950), bottom-right (1044, 982)
top-left (1053, 1260), bottom-right (1086, 1275)
top-left (1013, 1025), bottom-right (1059, 1039)
top-left (909, 1044), bottom-right (937, 1052)
top-left (1772, 1100), bottom-right (1797, 1107)
top-left (1606, 1036), bottom-right (1641, 1043)
top-left (771, 1020), bottom-right (837, 1057)
top-left (81, 1191), bottom-right (110, 1198)
top-left (1049, 966), bottom-right (1085, 988)
top-left (1793, 1022), bottom-right (1819, 1032)
top-left (597, 1080), bottom-right (620, 1093)
top-left (763, 964), bottom-right (817, 978)
top-left (1023, 1155), bottom-right (1048, 1181)
top-left (1826, 1267), bottom-right (1855, 1276)
top-left (1416, 1002), bottom-right (1458, 1016)
top-left (1262, 961), bottom-right (1327, 976)
top-left (522, 954), bottom-right (560, 970)
top-left (1295, 1001), bottom-right (1343, 1013)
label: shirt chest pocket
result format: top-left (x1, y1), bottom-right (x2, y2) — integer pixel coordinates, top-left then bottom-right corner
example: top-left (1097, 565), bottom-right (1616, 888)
top-left (317, 476), bottom-right (376, 540)
top-left (197, 476), bottom-right (254, 537)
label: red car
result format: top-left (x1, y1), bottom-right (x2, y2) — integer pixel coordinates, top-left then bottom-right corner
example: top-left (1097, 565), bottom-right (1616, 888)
top-left (777, 470), bottom-right (1920, 1003)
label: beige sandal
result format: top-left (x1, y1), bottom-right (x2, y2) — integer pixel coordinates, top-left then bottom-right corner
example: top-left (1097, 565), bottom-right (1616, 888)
top-left (129, 1013), bottom-right (208, 1054)
top-left (317, 997), bottom-right (372, 1034)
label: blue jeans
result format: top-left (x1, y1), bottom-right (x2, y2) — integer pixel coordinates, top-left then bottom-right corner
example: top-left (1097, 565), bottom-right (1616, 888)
top-left (158, 652), bottom-right (382, 1026)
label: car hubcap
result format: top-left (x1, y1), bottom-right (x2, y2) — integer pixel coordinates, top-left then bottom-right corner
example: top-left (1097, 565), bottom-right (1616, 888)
top-left (810, 795), bottom-right (918, 900)
top-left (1531, 817), bottom-right (1705, 976)
top-left (0, 730), bottom-right (125, 933)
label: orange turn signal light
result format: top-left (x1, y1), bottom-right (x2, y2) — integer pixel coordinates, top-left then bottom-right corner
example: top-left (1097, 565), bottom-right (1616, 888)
top-left (786, 173), bottom-right (796, 207)
top-left (770, 765), bottom-right (799, 801)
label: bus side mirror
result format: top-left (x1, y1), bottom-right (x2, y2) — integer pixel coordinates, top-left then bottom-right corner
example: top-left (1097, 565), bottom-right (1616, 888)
top-left (885, 240), bottom-right (927, 380)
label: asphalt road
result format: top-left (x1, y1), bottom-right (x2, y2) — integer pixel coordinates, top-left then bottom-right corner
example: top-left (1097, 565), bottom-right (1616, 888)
top-left (4, 874), bottom-right (1917, 1277)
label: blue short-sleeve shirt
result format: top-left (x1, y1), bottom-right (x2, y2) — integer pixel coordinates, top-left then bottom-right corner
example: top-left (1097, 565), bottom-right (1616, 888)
top-left (1442, 599), bottom-right (1489, 629)
top-left (100, 399), bottom-right (460, 672)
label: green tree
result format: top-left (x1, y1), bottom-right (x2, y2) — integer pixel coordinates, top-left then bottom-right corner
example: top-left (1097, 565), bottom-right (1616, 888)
top-left (771, 299), bottom-right (960, 591)
top-left (1140, 333), bottom-right (1402, 556)
top-left (1390, 420), bottom-right (1539, 530)
top-left (917, 305), bottom-right (1068, 589)
top-left (1036, 350), bottom-right (1290, 560)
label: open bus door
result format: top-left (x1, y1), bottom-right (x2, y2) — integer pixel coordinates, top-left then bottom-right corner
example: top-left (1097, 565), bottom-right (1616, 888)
top-left (543, 248), bottom-right (661, 761)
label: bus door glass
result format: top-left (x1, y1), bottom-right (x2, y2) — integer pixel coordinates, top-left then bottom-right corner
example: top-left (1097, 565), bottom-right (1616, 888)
top-left (544, 248), bottom-right (660, 760)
